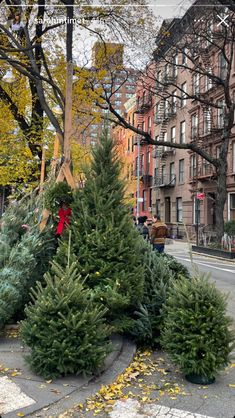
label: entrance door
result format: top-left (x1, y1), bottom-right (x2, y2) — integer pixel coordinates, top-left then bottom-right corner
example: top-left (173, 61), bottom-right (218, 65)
top-left (207, 193), bottom-right (216, 225)
top-left (165, 197), bottom-right (171, 222)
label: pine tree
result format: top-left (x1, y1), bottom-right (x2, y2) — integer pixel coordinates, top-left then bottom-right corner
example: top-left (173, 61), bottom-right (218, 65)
top-left (0, 191), bottom-right (56, 328)
top-left (20, 238), bottom-right (111, 379)
top-left (56, 132), bottom-right (145, 332)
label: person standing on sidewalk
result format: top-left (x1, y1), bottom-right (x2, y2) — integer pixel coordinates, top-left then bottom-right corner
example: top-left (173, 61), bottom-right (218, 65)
top-left (150, 214), bottom-right (168, 253)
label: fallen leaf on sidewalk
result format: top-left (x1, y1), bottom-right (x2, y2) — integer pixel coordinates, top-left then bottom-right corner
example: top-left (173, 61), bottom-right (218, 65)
top-left (50, 389), bottom-right (61, 394)
top-left (17, 413), bottom-right (25, 417)
top-left (228, 383), bottom-right (235, 388)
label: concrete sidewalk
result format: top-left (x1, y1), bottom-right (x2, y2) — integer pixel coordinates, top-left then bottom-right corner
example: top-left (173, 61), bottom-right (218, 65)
top-left (55, 351), bottom-right (235, 418)
top-left (0, 333), bottom-right (135, 418)
top-left (1, 327), bottom-right (235, 418)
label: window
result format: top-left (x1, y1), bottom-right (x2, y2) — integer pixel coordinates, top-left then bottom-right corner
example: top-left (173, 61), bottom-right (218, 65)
top-left (205, 68), bottom-right (213, 91)
top-left (217, 98), bottom-right (225, 128)
top-left (126, 93), bottom-right (133, 99)
top-left (171, 126), bottom-right (176, 143)
top-left (131, 136), bottom-right (135, 152)
top-left (204, 107), bottom-right (212, 134)
top-left (233, 142), bottom-right (235, 173)
top-left (181, 82), bottom-right (187, 107)
top-left (127, 137), bottom-right (130, 152)
top-left (194, 197), bottom-right (200, 224)
top-left (170, 162), bottom-right (175, 182)
top-left (126, 85), bottom-right (134, 91)
top-left (147, 116), bottom-right (152, 134)
top-left (115, 100), bottom-right (121, 106)
top-left (115, 92), bottom-right (121, 98)
top-left (190, 155), bottom-right (197, 177)
top-left (179, 159), bottom-right (184, 183)
top-left (192, 73), bottom-right (200, 95)
top-left (163, 132), bottom-right (167, 151)
top-left (219, 53), bottom-right (227, 80)
top-left (143, 190), bottom-right (147, 211)
top-left (191, 113), bottom-right (198, 139)
top-left (206, 20), bottom-right (214, 45)
top-left (162, 164), bottom-right (166, 183)
top-left (172, 90), bottom-right (177, 113)
top-left (176, 197), bottom-right (183, 222)
top-left (182, 47), bottom-right (187, 65)
top-left (229, 194), bottom-right (235, 220)
top-left (172, 54), bottom-right (178, 77)
top-left (180, 121), bottom-right (186, 143)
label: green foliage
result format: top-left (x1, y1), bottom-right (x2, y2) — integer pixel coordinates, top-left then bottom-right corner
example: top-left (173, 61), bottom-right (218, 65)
top-left (20, 247), bottom-right (111, 379)
top-left (130, 245), bottom-right (175, 347)
top-left (224, 220), bottom-right (235, 236)
top-left (161, 275), bottom-right (235, 379)
top-left (56, 132), bottom-right (145, 332)
top-left (160, 253), bottom-right (190, 280)
top-left (0, 191), bottom-right (56, 328)
top-left (0, 227), bottom-right (56, 327)
top-left (44, 182), bottom-right (73, 214)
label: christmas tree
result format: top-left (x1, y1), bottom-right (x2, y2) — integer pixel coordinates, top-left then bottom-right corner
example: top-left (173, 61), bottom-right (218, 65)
top-left (0, 191), bottom-right (56, 328)
top-left (56, 131), bottom-right (145, 332)
top-left (20, 237), bottom-right (111, 379)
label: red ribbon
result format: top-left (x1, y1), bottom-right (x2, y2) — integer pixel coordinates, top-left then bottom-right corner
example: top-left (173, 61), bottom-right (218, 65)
top-left (56, 207), bottom-right (72, 235)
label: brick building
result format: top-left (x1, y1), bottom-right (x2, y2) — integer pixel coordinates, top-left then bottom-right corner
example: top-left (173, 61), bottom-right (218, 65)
top-left (151, 2), bottom-right (235, 238)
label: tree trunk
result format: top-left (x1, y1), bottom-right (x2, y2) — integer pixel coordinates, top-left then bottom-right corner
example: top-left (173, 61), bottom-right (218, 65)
top-left (215, 161), bottom-right (228, 243)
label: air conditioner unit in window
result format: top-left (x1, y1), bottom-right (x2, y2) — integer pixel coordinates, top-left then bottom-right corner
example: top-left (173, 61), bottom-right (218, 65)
top-left (148, 207), bottom-right (152, 212)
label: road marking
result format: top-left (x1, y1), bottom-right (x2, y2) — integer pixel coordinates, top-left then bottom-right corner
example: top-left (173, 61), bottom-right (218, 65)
top-left (176, 257), bottom-right (235, 274)
top-left (0, 376), bottom-right (35, 414)
top-left (109, 399), bottom-right (215, 418)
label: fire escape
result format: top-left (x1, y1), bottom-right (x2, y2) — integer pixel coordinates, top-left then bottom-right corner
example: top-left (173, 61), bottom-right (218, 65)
top-left (153, 70), bottom-right (177, 188)
top-left (135, 92), bottom-right (153, 187)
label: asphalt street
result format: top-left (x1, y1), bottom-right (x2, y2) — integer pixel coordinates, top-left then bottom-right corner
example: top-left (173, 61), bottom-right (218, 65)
top-left (165, 241), bottom-right (235, 321)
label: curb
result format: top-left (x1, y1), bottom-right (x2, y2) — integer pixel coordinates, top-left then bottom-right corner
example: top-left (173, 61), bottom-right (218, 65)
top-left (24, 337), bottom-right (136, 417)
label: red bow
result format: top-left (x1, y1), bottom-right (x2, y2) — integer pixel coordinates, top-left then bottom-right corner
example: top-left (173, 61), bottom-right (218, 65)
top-left (56, 207), bottom-right (72, 235)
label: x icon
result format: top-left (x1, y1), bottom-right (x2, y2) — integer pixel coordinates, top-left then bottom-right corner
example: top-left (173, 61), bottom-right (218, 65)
top-left (217, 14), bottom-right (229, 27)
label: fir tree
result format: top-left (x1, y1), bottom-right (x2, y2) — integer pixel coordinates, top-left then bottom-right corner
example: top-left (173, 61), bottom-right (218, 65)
top-left (56, 132), bottom-right (145, 332)
top-left (0, 191), bottom-right (56, 328)
top-left (20, 238), bottom-right (111, 379)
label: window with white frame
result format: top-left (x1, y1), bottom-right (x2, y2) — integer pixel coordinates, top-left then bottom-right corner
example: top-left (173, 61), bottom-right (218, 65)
top-left (172, 54), bottom-right (178, 77)
top-left (194, 197), bottom-right (201, 224)
top-left (172, 90), bottom-right (177, 113)
top-left (205, 68), bottom-right (213, 91)
top-left (179, 159), bottom-right (184, 183)
top-left (191, 113), bottom-right (198, 138)
top-left (181, 82), bottom-right (187, 107)
top-left (232, 142), bottom-right (235, 173)
top-left (163, 132), bottom-right (167, 151)
top-left (192, 73), bottom-right (200, 95)
top-left (170, 162), bottom-right (175, 181)
top-left (180, 120), bottom-right (186, 143)
top-left (190, 154), bottom-right (197, 177)
top-left (217, 98), bottom-right (225, 128)
top-left (147, 116), bottom-right (152, 134)
top-left (171, 126), bottom-right (176, 143)
top-left (204, 107), bottom-right (212, 134)
top-left (176, 197), bottom-right (183, 222)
